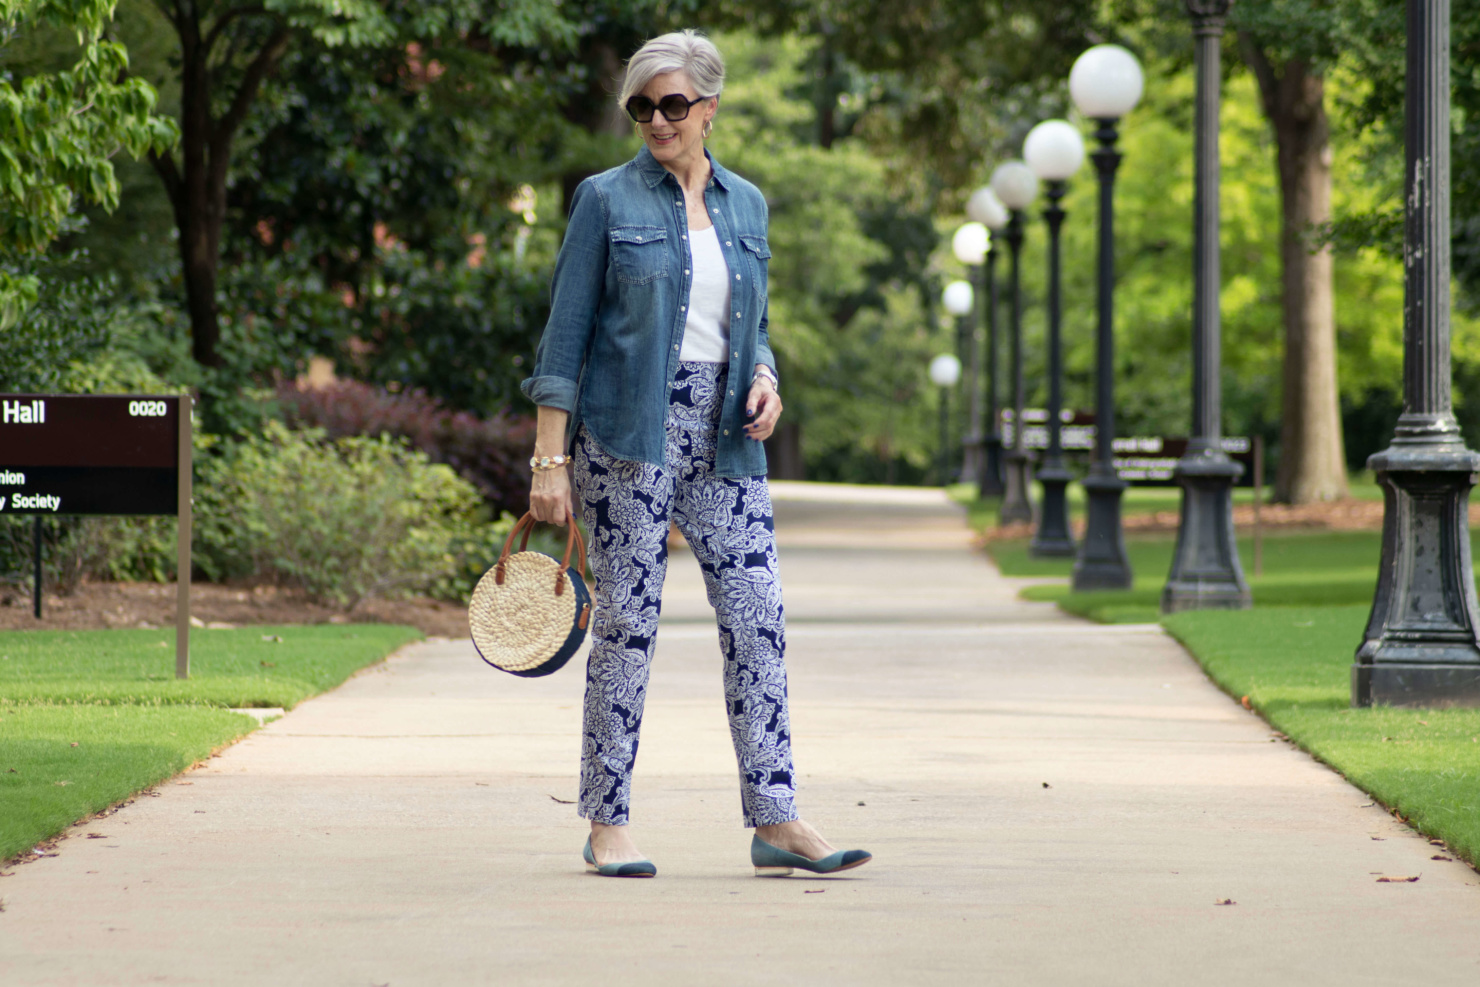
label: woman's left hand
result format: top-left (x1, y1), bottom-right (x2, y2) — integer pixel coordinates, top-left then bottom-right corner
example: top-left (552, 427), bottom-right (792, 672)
top-left (744, 378), bottom-right (782, 442)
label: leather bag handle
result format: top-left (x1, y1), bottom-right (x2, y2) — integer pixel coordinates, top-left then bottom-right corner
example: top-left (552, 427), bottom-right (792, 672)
top-left (495, 511), bottom-right (587, 595)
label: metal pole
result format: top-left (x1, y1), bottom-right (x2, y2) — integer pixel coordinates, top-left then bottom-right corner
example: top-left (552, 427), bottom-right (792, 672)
top-left (1030, 182), bottom-right (1075, 557)
top-left (32, 515), bottom-right (41, 620)
top-left (979, 244), bottom-right (1006, 496)
top-left (1000, 210), bottom-right (1034, 524)
top-left (1353, 0), bottom-right (1480, 707)
top-left (938, 387), bottom-right (951, 487)
top-left (1074, 118), bottom-right (1134, 589)
top-left (176, 396), bottom-right (192, 680)
top-left (1253, 433), bottom-right (1264, 577)
top-left (958, 279), bottom-right (982, 485)
top-left (1163, 0), bottom-right (1252, 612)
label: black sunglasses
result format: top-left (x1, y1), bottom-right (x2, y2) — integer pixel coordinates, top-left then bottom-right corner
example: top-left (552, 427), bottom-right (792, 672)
top-left (625, 93), bottom-right (709, 124)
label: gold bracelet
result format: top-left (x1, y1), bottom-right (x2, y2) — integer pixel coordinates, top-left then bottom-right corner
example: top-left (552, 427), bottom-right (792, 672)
top-left (530, 454), bottom-right (569, 472)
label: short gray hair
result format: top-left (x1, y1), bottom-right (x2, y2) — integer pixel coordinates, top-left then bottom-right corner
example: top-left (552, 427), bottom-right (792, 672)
top-left (618, 30), bottom-right (725, 108)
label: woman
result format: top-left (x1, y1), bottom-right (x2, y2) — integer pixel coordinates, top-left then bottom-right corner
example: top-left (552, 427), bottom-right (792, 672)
top-left (521, 30), bottom-right (870, 879)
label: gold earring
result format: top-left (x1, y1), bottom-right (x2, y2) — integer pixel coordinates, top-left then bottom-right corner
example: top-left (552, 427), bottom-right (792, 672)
top-left (702, 119), bottom-right (713, 139)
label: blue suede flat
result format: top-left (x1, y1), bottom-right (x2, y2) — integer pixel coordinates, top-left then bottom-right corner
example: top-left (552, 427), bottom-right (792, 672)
top-left (583, 837), bottom-right (656, 878)
top-left (750, 834), bottom-right (872, 877)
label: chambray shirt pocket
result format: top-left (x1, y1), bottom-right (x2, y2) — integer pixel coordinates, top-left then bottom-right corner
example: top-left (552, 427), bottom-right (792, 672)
top-left (610, 226), bottom-right (670, 286)
top-left (738, 234), bottom-right (771, 300)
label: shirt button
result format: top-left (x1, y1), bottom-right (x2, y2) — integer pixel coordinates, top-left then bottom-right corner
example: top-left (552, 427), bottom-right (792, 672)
top-left (726, 240), bottom-right (732, 246)
top-left (635, 235), bottom-right (642, 241)
top-left (685, 269), bottom-right (690, 275)
top-left (681, 234), bottom-right (687, 240)
top-left (729, 389), bottom-right (734, 396)
top-left (681, 304), bottom-right (687, 310)
top-left (673, 344), bottom-right (679, 351)
top-left (723, 429), bottom-right (730, 436)
top-left (734, 311), bottom-right (740, 318)
top-left (713, 207), bottom-right (719, 213)
top-left (732, 351), bottom-right (739, 358)
top-left (735, 274), bottom-right (741, 280)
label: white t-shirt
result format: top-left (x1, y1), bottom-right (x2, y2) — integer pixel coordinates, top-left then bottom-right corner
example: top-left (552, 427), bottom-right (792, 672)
top-left (679, 225), bottom-right (732, 363)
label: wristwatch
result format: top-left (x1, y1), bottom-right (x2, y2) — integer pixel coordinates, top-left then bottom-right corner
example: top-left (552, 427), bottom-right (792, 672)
top-left (753, 365), bottom-right (778, 390)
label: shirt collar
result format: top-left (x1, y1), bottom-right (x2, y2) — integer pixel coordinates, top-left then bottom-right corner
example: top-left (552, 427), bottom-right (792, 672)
top-left (634, 145), bottom-right (733, 192)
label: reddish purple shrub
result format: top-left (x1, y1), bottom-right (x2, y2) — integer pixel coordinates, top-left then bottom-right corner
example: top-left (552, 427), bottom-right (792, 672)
top-left (276, 380), bottom-right (535, 517)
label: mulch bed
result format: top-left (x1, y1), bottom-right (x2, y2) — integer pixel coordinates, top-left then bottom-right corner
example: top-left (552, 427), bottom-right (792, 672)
top-left (0, 581), bottom-right (469, 638)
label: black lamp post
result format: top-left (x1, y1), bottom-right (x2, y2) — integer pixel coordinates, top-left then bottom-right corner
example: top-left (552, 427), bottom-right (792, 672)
top-left (969, 187), bottom-right (1011, 497)
top-left (1070, 44), bottom-right (1144, 591)
top-left (1162, 0), bottom-right (1251, 612)
top-left (992, 162), bottom-right (1039, 525)
top-left (1353, 0), bottom-right (1480, 707)
top-left (1024, 120), bottom-right (1085, 559)
top-left (930, 353), bottom-right (963, 487)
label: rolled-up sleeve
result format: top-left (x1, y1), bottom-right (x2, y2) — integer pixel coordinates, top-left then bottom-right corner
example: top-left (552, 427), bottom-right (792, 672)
top-left (520, 179), bottom-right (608, 412)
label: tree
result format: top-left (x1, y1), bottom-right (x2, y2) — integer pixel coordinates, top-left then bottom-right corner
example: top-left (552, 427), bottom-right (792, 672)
top-left (142, 0), bottom-right (575, 369)
top-left (1234, 2), bottom-right (1350, 502)
top-left (0, 0), bottom-right (176, 328)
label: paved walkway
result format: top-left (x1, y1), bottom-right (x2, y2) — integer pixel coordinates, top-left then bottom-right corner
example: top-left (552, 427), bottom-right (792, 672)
top-left (3, 483), bottom-right (1480, 985)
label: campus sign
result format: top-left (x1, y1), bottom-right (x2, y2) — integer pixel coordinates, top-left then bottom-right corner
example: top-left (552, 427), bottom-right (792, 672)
top-left (0, 395), bottom-right (183, 514)
top-left (1000, 409), bottom-right (1254, 486)
top-left (0, 394), bottom-right (195, 677)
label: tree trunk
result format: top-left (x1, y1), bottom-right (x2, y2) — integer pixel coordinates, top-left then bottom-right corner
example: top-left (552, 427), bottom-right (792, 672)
top-left (1242, 43), bottom-right (1349, 503)
top-left (149, 7), bottom-right (291, 369)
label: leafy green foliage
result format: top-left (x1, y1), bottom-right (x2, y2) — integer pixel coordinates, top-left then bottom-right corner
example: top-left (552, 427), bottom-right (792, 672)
top-left (195, 422), bottom-right (484, 608)
top-left (0, 0), bottom-right (176, 325)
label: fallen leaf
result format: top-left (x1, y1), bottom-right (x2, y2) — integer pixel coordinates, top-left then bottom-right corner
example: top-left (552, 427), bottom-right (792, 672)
top-left (1432, 855), bottom-right (1453, 862)
top-left (1370, 837), bottom-right (1385, 841)
top-left (176, 781), bottom-right (192, 786)
top-left (1215, 899), bottom-right (1236, 906)
top-left (69, 742), bottom-right (78, 748)
top-left (85, 833), bottom-right (107, 840)
top-left (548, 795), bottom-right (575, 805)
top-left (1042, 782), bottom-right (1051, 789)
top-left (474, 782), bottom-right (489, 786)
top-left (0, 871), bottom-right (14, 877)
top-left (856, 801), bottom-right (866, 806)
top-left (1429, 839), bottom-right (1446, 846)
top-left (1376, 875), bottom-right (1420, 883)
top-left (260, 661), bottom-right (276, 668)
top-left (804, 889), bottom-right (825, 894)
top-left (1240, 696), bottom-right (1251, 709)
top-left (1418, 720), bottom-right (1429, 726)
top-left (261, 635), bottom-right (283, 643)
top-left (54, 780), bottom-right (69, 786)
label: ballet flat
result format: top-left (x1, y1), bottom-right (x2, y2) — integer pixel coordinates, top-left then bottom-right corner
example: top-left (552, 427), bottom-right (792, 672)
top-left (750, 834), bottom-right (872, 877)
top-left (583, 837), bottom-right (656, 877)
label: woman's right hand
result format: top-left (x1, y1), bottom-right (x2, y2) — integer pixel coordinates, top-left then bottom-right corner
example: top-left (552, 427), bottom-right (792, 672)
top-left (530, 466), bottom-right (575, 525)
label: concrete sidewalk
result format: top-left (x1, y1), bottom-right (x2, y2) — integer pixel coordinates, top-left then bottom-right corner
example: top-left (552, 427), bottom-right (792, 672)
top-left (3, 486), bottom-right (1479, 985)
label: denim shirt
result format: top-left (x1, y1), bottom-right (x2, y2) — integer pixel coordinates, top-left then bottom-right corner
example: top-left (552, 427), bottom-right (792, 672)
top-left (520, 146), bottom-right (776, 478)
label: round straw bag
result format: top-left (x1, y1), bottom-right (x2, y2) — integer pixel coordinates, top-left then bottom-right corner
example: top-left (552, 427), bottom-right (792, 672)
top-left (468, 512), bottom-right (591, 677)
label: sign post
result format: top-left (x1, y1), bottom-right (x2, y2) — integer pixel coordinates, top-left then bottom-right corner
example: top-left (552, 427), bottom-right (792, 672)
top-left (0, 394), bottom-right (194, 678)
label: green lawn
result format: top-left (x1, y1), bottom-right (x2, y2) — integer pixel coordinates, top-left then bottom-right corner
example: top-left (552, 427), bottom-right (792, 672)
top-left (1164, 606), bottom-right (1480, 867)
top-left (0, 625), bottom-right (422, 708)
top-left (0, 624), bottom-right (421, 861)
top-left (987, 529), bottom-right (1397, 623)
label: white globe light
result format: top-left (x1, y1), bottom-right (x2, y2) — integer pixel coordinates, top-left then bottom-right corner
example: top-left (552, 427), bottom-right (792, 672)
top-left (929, 353), bottom-right (962, 387)
top-left (1024, 120), bottom-right (1086, 181)
top-left (966, 186), bottom-right (1010, 230)
top-left (990, 161), bottom-right (1039, 210)
top-left (951, 222), bottom-right (989, 265)
top-left (1070, 44), bottom-right (1145, 120)
top-left (942, 279), bottom-right (974, 315)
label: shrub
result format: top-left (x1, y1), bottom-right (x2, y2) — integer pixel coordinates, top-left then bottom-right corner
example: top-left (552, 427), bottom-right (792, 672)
top-left (276, 380), bottom-right (535, 517)
top-left (195, 421), bottom-right (487, 609)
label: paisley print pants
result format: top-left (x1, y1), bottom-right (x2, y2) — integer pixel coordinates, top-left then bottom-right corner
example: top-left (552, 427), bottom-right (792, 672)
top-left (573, 362), bottom-right (798, 828)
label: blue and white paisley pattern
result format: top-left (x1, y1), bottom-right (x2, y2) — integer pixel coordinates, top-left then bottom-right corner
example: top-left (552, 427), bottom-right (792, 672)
top-left (574, 362), bottom-right (797, 828)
